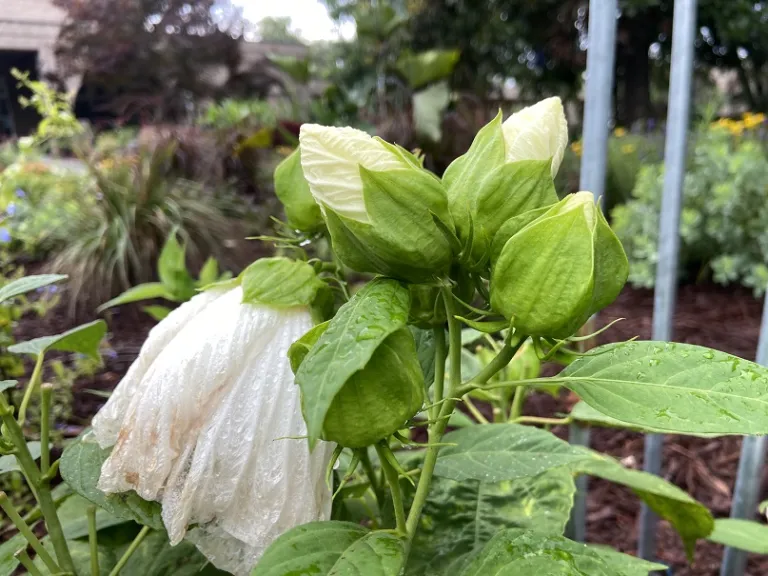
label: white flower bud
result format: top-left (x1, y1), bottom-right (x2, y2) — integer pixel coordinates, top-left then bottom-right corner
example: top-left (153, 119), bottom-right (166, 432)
top-left (501, 96), bottom-right (568, 176)
top-left (299, 124), bottom-right (407, 223)
top-left (92, 286), bottom-right (333, 576)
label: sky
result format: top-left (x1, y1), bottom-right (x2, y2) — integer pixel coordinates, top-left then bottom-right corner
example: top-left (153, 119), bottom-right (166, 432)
top-left (234, 0), bottom-right (355, 43)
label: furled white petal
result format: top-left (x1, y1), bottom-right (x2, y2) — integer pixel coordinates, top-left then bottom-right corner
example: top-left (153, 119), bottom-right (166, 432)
top-left (93, 287), bottom-right (333, 575)
top-left (501, 96), bottom-right (568, 177)
top-left (299, 124), bottom-right (407, 223)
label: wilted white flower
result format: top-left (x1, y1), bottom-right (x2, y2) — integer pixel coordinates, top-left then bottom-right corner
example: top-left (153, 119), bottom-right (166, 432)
top-left (92, 286), bottom-right (333, 576)
top-left (299, 124), bottom-right (407, 223)
top-left (501, 96), bottom-right (568, 176)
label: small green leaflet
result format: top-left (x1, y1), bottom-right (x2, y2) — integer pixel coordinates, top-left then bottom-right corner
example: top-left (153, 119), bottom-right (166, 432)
top-left (142, 305), bottom-right (171, 321)
top-left (252, 521), bottom-right (369, 576)
top-left (434, 424), bottom-right (590, 482)
top-left (328, 532), bottom-right (405, 576)
top-left (241, 257), bottom-right (325, 308)
top-left (571, 450), bottom-right (713, 558)
top-left (9, 320), bottom-right (106, 359)
top-left (558, 340), bottom-right (768, 435)
top-left (0, 381), bottom-right (16, 393)
top-left (98, 283), bottom-right (174, 312)
top-left (0, 441), bottom-right (42, 474)
top-left (157, 230), bottom-right (195, 301)
top-left (0, 274), bottom-right (67, 304)
top-left (0, 532), bottom-right (26, 576)
top-left (708, 519), bottom-right (768, 554)
top-left (295, 279), bottom-right (410, 448)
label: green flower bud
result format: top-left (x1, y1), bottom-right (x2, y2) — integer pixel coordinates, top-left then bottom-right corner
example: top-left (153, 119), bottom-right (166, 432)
top-left (299, 124), bottom-right (455, 283)
top-left (490, 192), bottom-right (628, 338)
top-left (408, 284), bottom-right (446, 328)
top-left (274, 148), bottom-right (323, 233)
top-left (289, 324), bottom-right (424, 448)
top-left (443, 98), bottom-right (567, 266)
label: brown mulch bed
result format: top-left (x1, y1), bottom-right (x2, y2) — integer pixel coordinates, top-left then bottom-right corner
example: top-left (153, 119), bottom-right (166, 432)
top-left (16, 282), bottom-right (768, 574)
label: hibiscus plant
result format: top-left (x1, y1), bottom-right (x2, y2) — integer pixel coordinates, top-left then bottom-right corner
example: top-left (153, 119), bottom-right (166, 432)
top-left (0, 98), bottom-right (767, 575)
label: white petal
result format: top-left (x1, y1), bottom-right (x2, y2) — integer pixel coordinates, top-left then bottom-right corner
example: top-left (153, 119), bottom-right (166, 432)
top-left (91, 288), bottom-right (228, 448)
top-left (95, 287), bottom-right (333, 575)
top-left (501, 97), bottom-right (568, 177)
top-left (299, 124), bottom-right (406, 223)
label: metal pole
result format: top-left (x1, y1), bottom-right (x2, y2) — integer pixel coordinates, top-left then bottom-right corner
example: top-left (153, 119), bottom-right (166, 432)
top-left (567, 0), bottom-right (617, 543)
top-left (639, 0), bottom-right (697, 562)
top-left (720, 297), bottom-right (768, 576)
top-left (579, 0), bottom-right (617, 204)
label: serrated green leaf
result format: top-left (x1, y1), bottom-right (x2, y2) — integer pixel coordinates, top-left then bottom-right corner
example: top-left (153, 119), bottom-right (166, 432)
top-left (98, 283), bottom-right (174, 312)
top-left (559, 340), bottom-right (768, 435)
top-left (329, 532), bottom-right (405, 575)
top-left (295, 279), bottom-right (410, 448)
top-left (434, 424), bottom-right (590, 482)
top-left (142, 305), bottom-right (171, 321)
top-left (405, 468), bottom-right (575, 575)
top-left (708, 518), bottom-right (768, 553)
top-left (459, 529), bottom-right (663, 576)
top-left (241, 257), bottom-right (324, 308)
top-left (572, 450), bottom-right (713, 558)
top-left (9, 320), bottom-right (106, 359)
top-left (59, 435), bottom-right (163, 529)
top-left (0, 274), bottom-right (67, 304)
top-left (253, 521), bottom-right (369, 576)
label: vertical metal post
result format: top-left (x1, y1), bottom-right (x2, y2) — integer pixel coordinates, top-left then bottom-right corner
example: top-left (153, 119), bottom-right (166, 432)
top-left (567, 0), bottom-right (617, 543)
top-left (720, 297), bottom-right (768, 576)
top-left (639, 0), bottom-right (697, 562)
top-left (566, 423), bottom-right (592, 542)
top-left (578, 0), bottom-right (618, 204)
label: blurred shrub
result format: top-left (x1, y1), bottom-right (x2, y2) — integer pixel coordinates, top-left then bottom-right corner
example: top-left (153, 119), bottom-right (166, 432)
top-left (198, 98), bottom-right (294, 132)
top-left (612, 115), bottom-right (768, 294)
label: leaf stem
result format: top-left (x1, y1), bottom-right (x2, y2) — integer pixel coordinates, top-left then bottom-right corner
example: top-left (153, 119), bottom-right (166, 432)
top-left (509, 385), bottom-right (527, 420)
top-left (462, 396), bottom-right (489, 424)
top-left (0, 394), bottom-right (74, 573)
top-left (374, 443), bottom-right (407, 536)
top-left (40, 384), bottom-right (52, 475)
top-left (15, 548), bottom-right (45, 576)
top-left (0, 492), bottom-right (59, 573)
top-left (430, 327), bottom-right (446, 419)
top-left (510, 415), bottom-right (573, 426)
top-left (108, 526), bottom-right (150, 576)
top-left (359, 449), bottom-right (382, 507)
top-left (88, 505), bottom-right (100, 576)
top-left (18, 353), bottom-right (44, 427)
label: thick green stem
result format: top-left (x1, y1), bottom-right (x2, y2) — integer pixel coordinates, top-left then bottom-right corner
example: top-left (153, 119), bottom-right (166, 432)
top-left (40, 384), bottom-right (52, 475)
top-left (0, 492), bottom-right (59, 573)
top-left (510, 385), bottom-right (527, 420)
top-left (18, 353), bottom-right (44, 427)
top-left (0, 395), bottom-right (75, 573)
top-left (430, 327), bottom-right (446, 420)
top-left (108, 526), bottom-right (150, 576)
top-left (88, 505), bottom-right (100, 576)
top-left (15, 548), bottom-right (44, 576)
top-left (375, 444), bottom-right (407, 536)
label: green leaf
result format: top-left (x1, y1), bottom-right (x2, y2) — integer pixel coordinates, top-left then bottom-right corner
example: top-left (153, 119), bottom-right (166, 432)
top-left (288, 322), bottom-right (330, 374)
top-left (329, 532), bottom-right (405, 575)
top-left (405, 468), bottom-right (575, 575)
top-left (559, 340), bottom-right (768, 434)
top-left (0, 441), bottom-right (42, 474)
top-left (0, 274), bottom-right (67, 304)
top-left (459, 529), bottom-right (665, 576)
top-left (9, 319), bottom-right (106, 359)
top-left (142, 305), bottom-right (171, 321)
top-left (59, 435), bottom-right (163, 529)
top-left (456, 318), bottom-right (509, 334)
top-left (0, 381), bottom-right (16, 393)
top-left (157, 232), bottom-right (195, 301)
top-left (708, 518), bottom-right (768, 554)
top-left (241, 257), bottom-right (325, 308)
top-left (588, 546), bottom-right (667, 576)
top-left (395, 49), bottom-right (460, 89)
top-left (57, 494), bottom-right (132, 539)
top-left (119, 529), bottom-right (228, 575)
top-left (434, 424), bottom-right (590, 482)
top-left (274, 148), bottom-right (322, 233)
top-left (410, 326), bottom-right (436, 387)
top-left (97, 283), bottom-right (174, 312)
top-left (253, 521), bottom-right (369, 576)
top-left (572, 450), bottom-right (713, 558)
top-left (413, 82), bottom-right (451, 141)
top-left (197, 257), bottom-right (220, 288)
top-left (0, 533), bottom-right (25, 576)
top-left (295, 279), bottom-right (410, 448)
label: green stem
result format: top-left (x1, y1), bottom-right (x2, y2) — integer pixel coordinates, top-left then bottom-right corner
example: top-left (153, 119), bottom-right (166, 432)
top-left (457, 375), bottom-right (557, 397)
top-left (88, 505), bottom-right (100, 576)
top-left (509, 385), bottom-right (527, 420)
top-left (374, 444), bottom-right (407, 536)
top-left (108, 526), bottom-right (150, 576)
top-left (0, 492), bottom-right (59, 573)
top-left (462, 396), bottom-right (489, 424)
top-left (40, 384), bottom-right (52, 475)
top-left (15, 548), bottom-right (45, 576)
top-left (359, 450), bottom-right (382, 507)
top-left (510, 416), bottom-right (573, 426)
top-left (0, 395), bottom-right (74, 573)
top-left (430, 327), bottom-right (446, 420)
top-left (18, 353), bottom-right (44, 427)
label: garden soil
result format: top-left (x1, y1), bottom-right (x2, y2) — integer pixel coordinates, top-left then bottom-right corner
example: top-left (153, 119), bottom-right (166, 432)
top-left (20, 283), bottom-right (768, 575)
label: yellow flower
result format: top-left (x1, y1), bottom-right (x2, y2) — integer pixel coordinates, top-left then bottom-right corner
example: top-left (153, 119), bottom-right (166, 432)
top-left (621, 144), bottom-right (637, 155)
top-left (570, 141), bottom-right (583, 157)
top-left (613, 127), bottom-right (627, 138)
top-left (743, 112), bottom-right (766, 129)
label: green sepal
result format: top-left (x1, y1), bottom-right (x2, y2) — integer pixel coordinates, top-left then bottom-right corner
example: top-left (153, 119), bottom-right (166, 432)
top-left (288, 321), bottom-right (330, 374)
top-left (241, 257), bottom-right (325, 308)
top-left (489, 205), bottom-right (551, 268)
top-left (274, 148), bottom-right (323, 233)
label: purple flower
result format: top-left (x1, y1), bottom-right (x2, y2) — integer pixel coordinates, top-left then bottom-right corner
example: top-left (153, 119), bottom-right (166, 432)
top-left (48, 285), bottom-right (58, 294)
top-left (6, 203), bottom-right (15, 217)
top-left (0, 228), bottom-right (11, 243)
top-left (14, 189), bottom-right (25, 199)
